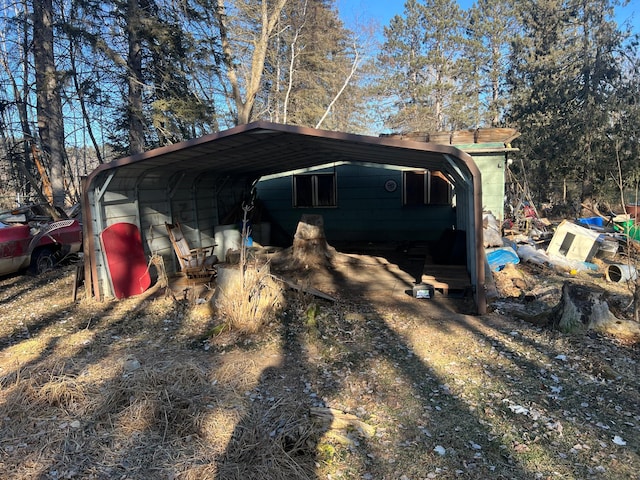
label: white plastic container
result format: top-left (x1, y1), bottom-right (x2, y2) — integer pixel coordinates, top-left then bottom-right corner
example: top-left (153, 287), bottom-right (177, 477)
top-left (605, 264), bottom-right (637, 283)
top-left (213, 225), bottom-right (241, 262)
top-left (413, 283), bottom-right (435, 299)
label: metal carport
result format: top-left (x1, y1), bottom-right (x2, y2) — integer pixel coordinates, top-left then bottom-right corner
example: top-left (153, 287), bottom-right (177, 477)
top-left (81, 121), bottom-right (486, 313)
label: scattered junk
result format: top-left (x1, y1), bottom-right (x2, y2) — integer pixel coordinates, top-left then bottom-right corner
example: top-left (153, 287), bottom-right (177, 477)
top-left (598, 238), bottom-right (619, 260)
top-left (495, 194), bottom-right (638, 278)
top-left (577, 216), bottom-right (606, 229)
top-left (412, 282), bottom-right (435, 299)
top-left (504, 164), bottom-right (551, 239)
top-left (487, 183), bottom-right (640, 337)
top-left (486, 246), bottom-right (520, 272)
top-left (626, 203), bottom-right (639, 221)
top-left (605, 264), bottom-right (638, 283)
top-left (546, 220), bottom-right (602, 263)
top-left (483, 212), bottom-right (502, 248)
top-left (614, 215), bottom-right (640, 242)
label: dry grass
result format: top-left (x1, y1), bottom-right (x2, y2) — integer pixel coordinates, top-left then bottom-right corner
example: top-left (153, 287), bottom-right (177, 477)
top-left (0, 262), bottom-right (639, 479)
top-left (213, 263), bottom-right (285, 334)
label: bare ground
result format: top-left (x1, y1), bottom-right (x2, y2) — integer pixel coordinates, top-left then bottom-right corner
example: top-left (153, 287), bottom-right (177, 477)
top-left (0, 252), bottom-right (639, 480)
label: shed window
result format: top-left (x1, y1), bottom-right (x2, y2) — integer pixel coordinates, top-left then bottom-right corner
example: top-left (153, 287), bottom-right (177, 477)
top-left (403, 170), bottom-right (452, 206)
top-left (293, 173), bottom-right (336, 207)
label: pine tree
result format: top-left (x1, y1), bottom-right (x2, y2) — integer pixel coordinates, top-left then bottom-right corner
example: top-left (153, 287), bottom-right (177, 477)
top-left (464, 0), bottom-right (517, 127)
top-left (375, 0), bottom-right (465, 133)
top-left (507, 0), bottom-right (626, 204)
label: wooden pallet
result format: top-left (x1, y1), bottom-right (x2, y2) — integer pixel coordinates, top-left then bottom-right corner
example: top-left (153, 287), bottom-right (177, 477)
top-left (421, 265), bottom-right (471, 295)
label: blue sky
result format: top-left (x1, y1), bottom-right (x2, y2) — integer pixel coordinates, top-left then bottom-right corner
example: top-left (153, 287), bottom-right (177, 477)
top-left (336, 0), bottom-right (639, 36)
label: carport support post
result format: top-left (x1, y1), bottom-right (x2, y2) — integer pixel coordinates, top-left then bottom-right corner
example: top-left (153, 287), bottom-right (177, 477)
top-left (473, 170), bottom-right (486, 314)
top-left (82, 171), bottom-right (114, 302)
top-left (445, 152), bottom-right (486, 314)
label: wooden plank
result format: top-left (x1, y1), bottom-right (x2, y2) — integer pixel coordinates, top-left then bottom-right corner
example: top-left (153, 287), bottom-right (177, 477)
top-left (422, 264), bottom-right (471, 294)
top-left (275, 276), bottom-right (337, 302)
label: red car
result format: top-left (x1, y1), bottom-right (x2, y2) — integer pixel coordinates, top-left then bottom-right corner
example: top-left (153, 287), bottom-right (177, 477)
top-left (0, 204), bottom-right (83, 276)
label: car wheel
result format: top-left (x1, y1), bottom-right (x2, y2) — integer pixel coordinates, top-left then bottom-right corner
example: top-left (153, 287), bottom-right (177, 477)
top-left (30, 248), bottom-right (56, 274)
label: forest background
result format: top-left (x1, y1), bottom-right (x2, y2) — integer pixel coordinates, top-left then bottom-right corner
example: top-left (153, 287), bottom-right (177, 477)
top-left (0, 0), bottom-right (639, 214)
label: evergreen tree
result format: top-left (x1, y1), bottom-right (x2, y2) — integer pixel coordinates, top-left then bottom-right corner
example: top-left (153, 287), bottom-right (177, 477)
top-left (375, 0), bottom-right (465, 133)
top-left (464, 0), bottom-right (517, 127)
top-left (608, 49), bottom-right (640, 207)
top-left (507, 0), bottom-right (627, 204)
top-left (256, 0), bottom-right (363, 130)
top-left (141, 0), bottom-right (217, 145)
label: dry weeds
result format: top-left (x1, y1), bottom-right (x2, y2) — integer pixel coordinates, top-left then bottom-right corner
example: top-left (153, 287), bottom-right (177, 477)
top-left (213, 263), bottom-right (285, 334)
top-left (0, 260), bottom-right (638, 479)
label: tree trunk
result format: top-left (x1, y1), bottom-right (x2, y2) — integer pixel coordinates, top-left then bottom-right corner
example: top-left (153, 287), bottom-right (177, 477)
top-left (214, 0), bottom-right (288, 125)
top-left (33, 0), bottom-right (67, 207)
top-left (68, 36), bottom-right (103, 164)
top-left (127, 0), bottom-right (145, 154)
top-left (292, 214), bottom-right (335, 268)
top-left (634, 282), bottom-right (640, 324)
top-left (549, 281), bottom-right (618, 333)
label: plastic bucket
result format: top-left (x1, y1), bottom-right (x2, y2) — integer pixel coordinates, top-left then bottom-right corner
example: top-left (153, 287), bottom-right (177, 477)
top-left (605, 264), bottom-right (638, 283)
top-left (614, 219), bottom-right (634, 233)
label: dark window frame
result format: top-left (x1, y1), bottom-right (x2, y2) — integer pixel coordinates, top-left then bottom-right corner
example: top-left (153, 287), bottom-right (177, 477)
top-left (402, 170), bottom-right (452, 206)
top-left (293, 172), bottom-right (337, 208)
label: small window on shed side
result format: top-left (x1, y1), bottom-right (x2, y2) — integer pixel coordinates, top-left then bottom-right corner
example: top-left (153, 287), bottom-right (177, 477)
top-left (293, 173), bottom-right (336, 207)
top-left (403, 170), bottom-right (452, 206)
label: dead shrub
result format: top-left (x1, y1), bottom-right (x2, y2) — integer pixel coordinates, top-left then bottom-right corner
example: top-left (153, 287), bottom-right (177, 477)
top-left (214, 264), bottom-right (285, 334)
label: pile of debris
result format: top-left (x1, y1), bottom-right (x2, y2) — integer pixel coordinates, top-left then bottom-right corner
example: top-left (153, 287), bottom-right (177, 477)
top-left (484, 208), bottom-right (640, 338)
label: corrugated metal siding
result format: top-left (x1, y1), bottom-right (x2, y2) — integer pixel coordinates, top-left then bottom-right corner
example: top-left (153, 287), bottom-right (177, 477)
top-left (88, 166), bottom-right (253, 295)
top-left (472, 153), bottom-right (507, 221)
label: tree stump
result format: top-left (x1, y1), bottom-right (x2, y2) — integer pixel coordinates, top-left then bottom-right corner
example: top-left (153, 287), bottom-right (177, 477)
top-left (549, 281), bottom-right (618, 333)
top-left (292, 214), bottom-right (336, 268)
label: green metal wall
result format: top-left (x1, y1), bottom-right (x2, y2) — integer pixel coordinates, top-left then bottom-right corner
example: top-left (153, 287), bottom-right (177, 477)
top-left (454, 143), bottom-right (507, 221)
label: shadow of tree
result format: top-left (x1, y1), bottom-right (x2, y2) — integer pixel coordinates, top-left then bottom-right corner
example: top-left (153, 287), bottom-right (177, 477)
top-left (216, 308), bottom-right (330, 479)
top-left (296, 296), bottom-right (535, 478)
top-left (1, 258), bottom-right (638, 480)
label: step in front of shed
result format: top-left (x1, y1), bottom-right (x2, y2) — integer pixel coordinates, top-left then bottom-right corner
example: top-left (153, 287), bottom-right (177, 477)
top-left (421, 265), bottom-right (472, 296)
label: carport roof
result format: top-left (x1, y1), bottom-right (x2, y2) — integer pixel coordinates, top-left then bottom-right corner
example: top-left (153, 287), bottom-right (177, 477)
top-left (83, 121), bottom-right (485, 313)
top-left (87, 121), bottom-right (477, 181)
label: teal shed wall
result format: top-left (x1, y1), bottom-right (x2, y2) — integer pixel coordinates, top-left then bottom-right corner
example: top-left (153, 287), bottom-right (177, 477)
top-left (256, 163), bottom-right (456, 244)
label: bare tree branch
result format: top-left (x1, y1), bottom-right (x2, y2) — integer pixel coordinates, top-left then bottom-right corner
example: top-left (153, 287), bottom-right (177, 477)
top-left (315, 43), bottom-right (360, 129)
